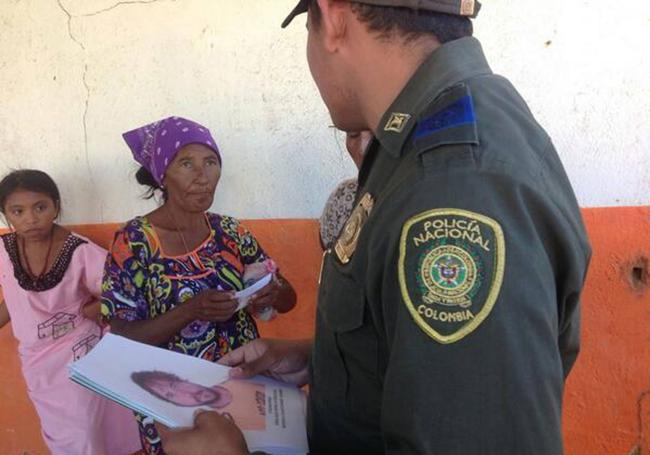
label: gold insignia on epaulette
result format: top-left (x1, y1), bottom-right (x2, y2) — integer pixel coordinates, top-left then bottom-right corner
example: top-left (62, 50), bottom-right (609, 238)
top-left (460, 0), bottom-right (475, 16)
top-left (334, 192), bottom-right (374, 264)
top-left (384, 113), bottom-right (411, 133)
top-left (398, 209), bottom-right (505, 344)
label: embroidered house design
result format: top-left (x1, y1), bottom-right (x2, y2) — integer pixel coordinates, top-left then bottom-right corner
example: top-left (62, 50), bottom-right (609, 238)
top-left (72, 333), bottom-right (100, 361)
top-left (37, 313), bottom-right (77, 340)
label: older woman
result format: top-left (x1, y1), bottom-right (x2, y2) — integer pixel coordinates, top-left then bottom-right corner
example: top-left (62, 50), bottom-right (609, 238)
top-left (101, 116), bottom-right (296, 455)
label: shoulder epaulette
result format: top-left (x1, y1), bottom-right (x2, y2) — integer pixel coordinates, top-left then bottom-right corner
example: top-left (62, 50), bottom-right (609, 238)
top-left (414, 83), bottom-right (479, 154)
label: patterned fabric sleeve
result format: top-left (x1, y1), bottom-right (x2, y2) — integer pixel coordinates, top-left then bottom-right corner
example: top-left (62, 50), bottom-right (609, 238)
top-left (236, 221), bottom-right (268, 266)
top-left (319, 178), bottom-right (358, 250)
top-left (218, 215), bottom-right (268, 266)
top-left (101, 227), bottom-right (150, 322)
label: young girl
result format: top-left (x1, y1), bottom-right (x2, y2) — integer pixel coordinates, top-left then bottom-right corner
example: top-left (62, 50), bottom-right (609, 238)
top-left (0, 169), bottom-right (140, 455)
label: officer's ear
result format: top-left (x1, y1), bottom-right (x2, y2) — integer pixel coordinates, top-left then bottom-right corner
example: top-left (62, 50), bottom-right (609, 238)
top-left (315, 0), bottom-right (349, 53)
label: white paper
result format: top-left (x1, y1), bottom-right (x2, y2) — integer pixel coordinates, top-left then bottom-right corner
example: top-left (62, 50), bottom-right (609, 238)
top-left (69, 334), bottom-right (308, 455)
top-left (234, 273), bottom-right (273, 311)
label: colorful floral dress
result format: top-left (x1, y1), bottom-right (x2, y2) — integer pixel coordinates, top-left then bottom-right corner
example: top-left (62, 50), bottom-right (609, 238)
top-left (101, 213), bottom-right (267, 454)
top-left (0, 232), bottom-right (141, 455)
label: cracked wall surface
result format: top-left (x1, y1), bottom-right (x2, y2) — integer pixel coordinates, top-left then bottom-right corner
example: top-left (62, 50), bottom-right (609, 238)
top-left (0, 0), bottom-right (649, 224)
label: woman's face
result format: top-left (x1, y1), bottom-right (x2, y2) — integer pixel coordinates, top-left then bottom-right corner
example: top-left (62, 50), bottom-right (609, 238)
top-left (345, 131), bottom-right (372, 169)
top-left (147, 378), bottom-right (232, 408)
top-left (3, 190), bottom-right (58, 241)
top-left (162, 144), bottom-right (221, 213)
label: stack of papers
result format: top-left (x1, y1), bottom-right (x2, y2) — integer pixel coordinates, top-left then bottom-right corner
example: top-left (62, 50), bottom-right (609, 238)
top-left (69, 334), bottom-right (308, 455)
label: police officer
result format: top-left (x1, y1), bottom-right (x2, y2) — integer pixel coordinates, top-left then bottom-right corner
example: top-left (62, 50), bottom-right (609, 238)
top-left (158, 1), bottom-right (591, 453)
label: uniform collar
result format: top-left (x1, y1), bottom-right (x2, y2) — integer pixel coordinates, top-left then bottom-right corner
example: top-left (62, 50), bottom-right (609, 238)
top-left (375, 37), bottom-right (492, 158)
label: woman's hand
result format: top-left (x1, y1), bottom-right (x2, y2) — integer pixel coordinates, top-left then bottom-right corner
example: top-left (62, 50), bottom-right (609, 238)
top-left (246, 273), bottom-right (296, 317)
top-left (246, 276), bottom-right (281, 317)
top-left (108, 289), bottom-right (239, 347)
top-left (186, 290), bottom-right (238, 323)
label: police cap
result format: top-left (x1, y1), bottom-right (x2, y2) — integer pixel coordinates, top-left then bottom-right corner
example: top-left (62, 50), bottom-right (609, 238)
top-left (282, 0), bottom-right (481, 28)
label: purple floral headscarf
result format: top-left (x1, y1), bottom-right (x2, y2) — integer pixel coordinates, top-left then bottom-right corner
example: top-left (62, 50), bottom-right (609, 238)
top-left (122, 116), bottom-right (221, 185)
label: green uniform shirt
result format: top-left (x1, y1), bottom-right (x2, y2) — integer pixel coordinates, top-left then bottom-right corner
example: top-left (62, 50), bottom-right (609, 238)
top-left (308, 37), bottom-right (591, 454)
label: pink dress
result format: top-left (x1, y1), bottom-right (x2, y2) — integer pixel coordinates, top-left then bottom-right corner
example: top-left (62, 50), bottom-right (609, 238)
top-left (0, 231), bottom-right (141, 455)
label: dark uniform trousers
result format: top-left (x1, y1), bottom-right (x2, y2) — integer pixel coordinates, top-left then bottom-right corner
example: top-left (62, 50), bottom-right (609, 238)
top-left (307, 37), bottom-right (591, 454)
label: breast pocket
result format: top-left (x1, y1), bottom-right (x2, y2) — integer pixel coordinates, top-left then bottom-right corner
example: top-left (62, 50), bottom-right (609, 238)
top-left (315, 254), bottom-right (380, 420)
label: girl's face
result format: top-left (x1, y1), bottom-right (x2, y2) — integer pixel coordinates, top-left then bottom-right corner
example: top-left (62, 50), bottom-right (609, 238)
top-left (3, 190), bottom-right (58, 241)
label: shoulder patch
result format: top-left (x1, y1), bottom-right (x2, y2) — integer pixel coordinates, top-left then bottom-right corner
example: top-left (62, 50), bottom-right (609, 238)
top-left (398, 208), bottom-right (505, 344)
top-left (414, 84), bottom-right (479, 153)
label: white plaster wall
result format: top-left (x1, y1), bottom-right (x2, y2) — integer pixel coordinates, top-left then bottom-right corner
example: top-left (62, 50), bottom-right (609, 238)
top-left (0, 0), bottom-right (648, 224)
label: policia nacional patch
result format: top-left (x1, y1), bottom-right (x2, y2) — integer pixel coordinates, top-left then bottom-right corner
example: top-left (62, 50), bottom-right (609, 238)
top-left (398, 209), bottom-right (505, 344)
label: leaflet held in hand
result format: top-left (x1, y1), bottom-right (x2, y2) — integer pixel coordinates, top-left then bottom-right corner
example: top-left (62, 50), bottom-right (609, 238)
top-left (69, 333), bottom-right (308, 455)
top-left (235, 272), bottom-right (273, 311)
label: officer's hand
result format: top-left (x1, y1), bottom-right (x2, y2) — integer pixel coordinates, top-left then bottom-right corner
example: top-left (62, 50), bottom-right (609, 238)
top-left (218, 338), bottom-right (312, 386)
top-left (156, 411), bottom-right (247, 455)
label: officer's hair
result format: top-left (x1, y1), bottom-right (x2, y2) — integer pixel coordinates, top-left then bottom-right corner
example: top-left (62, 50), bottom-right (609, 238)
top-left (308, 1), bottom-right (473, 44)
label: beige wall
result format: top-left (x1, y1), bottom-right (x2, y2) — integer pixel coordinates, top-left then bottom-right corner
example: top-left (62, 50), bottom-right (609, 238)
top-left (0, 0), bottom-right (648, 224)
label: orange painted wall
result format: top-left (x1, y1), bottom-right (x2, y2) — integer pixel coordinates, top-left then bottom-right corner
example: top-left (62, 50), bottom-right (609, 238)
top-left (0, 219), bottom-right (321, 455)
top-left (1, 209), bottom-right (648, 454)
top-left (564, 207), bottom-right (650, 455)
